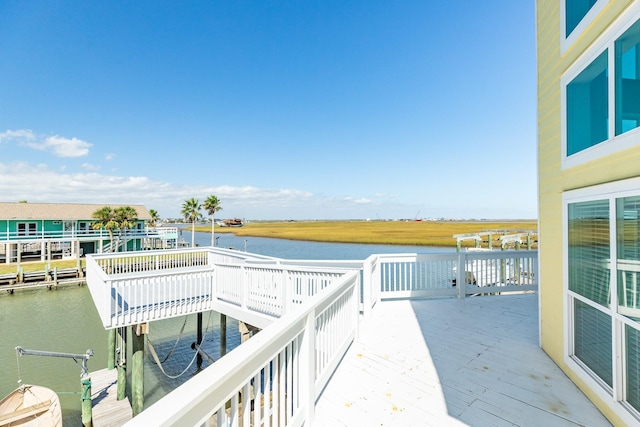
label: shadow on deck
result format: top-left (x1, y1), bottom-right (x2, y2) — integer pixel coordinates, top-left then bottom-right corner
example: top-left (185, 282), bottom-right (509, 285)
top-left (313, 294), bottom-right (611, 426)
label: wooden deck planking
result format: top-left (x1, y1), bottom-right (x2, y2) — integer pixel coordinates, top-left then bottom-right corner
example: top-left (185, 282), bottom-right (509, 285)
top-left (313, 294), bottom-right (612, 427)
top-left (90, 368), bottom-right (132, 427)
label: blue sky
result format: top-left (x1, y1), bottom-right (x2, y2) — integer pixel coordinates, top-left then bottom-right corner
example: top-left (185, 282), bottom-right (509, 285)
top-left (0, 1), bottom-right (537, 220)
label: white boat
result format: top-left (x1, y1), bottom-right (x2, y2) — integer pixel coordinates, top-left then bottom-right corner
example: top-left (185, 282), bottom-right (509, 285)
top-left (0, 384), bottom-right (62, 427)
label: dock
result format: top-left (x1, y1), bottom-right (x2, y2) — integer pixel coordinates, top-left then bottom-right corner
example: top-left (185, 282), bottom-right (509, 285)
top-left (90, 368), bottom-right (132, 427)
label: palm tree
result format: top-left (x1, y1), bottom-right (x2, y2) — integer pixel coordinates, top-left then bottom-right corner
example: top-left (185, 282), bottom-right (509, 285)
top-left (203, 195), bottom-right (222, 246)
top-left (149, 209), bottom-right (160, 227)
top-left (92, 206), bottom-right (119, 252)
top-left (181, 198), bottom-right (202, 248)
top-left (92, 206), bottom-right (138, 252)
top-left (113, 206), bottom-right (138, 251)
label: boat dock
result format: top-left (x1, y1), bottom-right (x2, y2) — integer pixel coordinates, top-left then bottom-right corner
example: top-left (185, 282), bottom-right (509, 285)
top-left (90, 368), bottom-right (132, 427)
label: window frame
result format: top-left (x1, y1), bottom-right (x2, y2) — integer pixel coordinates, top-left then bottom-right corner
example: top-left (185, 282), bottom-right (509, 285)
top-left (561, 3), bottom-right (640, 169)
top-left (563, 177), bottom-right (640, 425)
top-left (17, 222), bottom-right (37, 237)
top-left (561, 0), bottom-right (609, 54)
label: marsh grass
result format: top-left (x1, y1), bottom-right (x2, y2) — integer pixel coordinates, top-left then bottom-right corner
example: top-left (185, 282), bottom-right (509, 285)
top-left (195, 220), bottom-right (538, 247)
top-left (0, 220), bottom-right (537, 275)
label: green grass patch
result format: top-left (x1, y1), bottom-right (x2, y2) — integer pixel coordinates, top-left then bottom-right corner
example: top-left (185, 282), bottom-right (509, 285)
top-left (0, 259), bottom-right (83, 275)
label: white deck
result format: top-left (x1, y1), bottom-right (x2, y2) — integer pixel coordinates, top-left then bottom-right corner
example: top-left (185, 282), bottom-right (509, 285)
top-left (313, 294), bottom-right (612, 427)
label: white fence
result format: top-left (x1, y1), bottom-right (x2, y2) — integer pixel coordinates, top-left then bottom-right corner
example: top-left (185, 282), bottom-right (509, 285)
top-left (84, 247), bottom-right (538, 427)
top-left (126, 270), bottom-right (360, 427)
top-left (86, 248), bottom-right (352, 329)
top-left (374, 250), bottom-right (538, 301)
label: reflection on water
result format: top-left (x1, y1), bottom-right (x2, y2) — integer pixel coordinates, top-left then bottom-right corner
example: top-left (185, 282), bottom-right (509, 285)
top-left (0, 232), bottom-right (452, 425)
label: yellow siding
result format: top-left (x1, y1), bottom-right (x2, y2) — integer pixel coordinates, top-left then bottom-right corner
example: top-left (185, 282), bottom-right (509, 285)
top-left (537, 0), bottom-right (637, 425)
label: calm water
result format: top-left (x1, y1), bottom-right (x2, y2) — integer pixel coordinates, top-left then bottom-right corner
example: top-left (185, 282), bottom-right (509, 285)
top-left (0, 231), bottom-right (454, 425)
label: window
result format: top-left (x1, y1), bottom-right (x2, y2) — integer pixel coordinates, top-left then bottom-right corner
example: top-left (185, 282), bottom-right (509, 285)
top-left (566, 50), bottom-right (609, 156)
top-left (615, 19), bottom-right (640, 136)
top-left (562, 6), bottom-right (640, 168)
top-left (566, 0), bottom-right (599, 38)
top-left (568, 200), bottom-right (610, 306)
top-left (574, 299), bottom-right (613, 387)
top-left (615, 196), bottom-right (640, 322)
top-left (564, 179), bottom-right (640, 421)
top-left (628, 326), bottom-right (640, 410)
top-left (78, 222), bottom-right (91, 235)
top-left (17, 222), bottom-right (37, 236)
top-left (562, 0), bottom-right (608, 52)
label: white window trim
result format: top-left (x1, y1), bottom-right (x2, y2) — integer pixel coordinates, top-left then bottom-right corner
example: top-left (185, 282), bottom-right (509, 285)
top-left (561, 0), bottom-right (609, 54)
top-left (17, 222), bottom-right (37, 236)
top-left (562, 177), bottom-right (640, 425)
top-left (561, 2), bottom-right (640, 170)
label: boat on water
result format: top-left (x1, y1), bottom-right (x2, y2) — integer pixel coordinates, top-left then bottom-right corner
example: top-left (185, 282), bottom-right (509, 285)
top-left (222, 218), bottom-right (243, 227)
top-left (0, 384), bottom-right (62, 427)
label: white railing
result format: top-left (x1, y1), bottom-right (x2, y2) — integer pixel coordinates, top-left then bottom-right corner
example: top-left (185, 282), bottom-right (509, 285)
top-left (85, 247), bottom-right (538, 427)
top-left (368, 250), bottom-right (538, 303)
top-left (0, 226), bottom-right (178, 243)
top-left (126, 269), bottom-right (360, 427)
top-left (267, 250), bottom-right (538, 314)
top-left (85, 248), bottom-right (349, 329)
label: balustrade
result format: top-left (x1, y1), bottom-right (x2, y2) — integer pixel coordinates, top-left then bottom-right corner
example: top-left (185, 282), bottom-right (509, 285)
top-left (84, 247), bottom-right (538, 426)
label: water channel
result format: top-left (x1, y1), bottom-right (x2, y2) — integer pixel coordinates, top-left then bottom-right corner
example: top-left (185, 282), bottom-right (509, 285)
top-left (0, 230), bottom-right (454, 425)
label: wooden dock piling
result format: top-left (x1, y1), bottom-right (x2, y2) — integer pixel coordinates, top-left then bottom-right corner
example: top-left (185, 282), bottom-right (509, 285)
top-left (131, 324), bottom-right (146, 416)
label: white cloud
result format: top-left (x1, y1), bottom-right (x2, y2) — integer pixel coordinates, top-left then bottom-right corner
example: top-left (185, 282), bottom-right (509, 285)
top-left (0, 129), bottom-right (36, 142)
top-left (1, 129), bottom-right (92, 157)
top-left (105, 153), bottom-right (115, 161)
top-left (81, 163), bottom-right (100, 171)
top-left (0, 161), bottom-right (402, 220)
top-left (354, 198), bottom-right (372, 204)
top-left (27, 135), bottom-right (92, 157)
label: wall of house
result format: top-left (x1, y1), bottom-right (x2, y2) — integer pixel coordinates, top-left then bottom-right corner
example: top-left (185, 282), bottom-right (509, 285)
top-left (537, 1), bottom-right (636, 425)
top-left (0, 219), bottom-right (146, 237)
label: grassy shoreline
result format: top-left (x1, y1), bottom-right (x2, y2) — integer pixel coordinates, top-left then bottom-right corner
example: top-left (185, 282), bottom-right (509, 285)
top-left (193, 220), bottom-right (538, 247)
top-left (0, 220), bottom-right (537, 275)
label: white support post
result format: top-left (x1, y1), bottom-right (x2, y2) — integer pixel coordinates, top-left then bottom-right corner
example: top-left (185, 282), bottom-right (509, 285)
top-left (241, 266), bottom-right (248, 311)
top-left (282, 269), bottom-right (291, 315)
top-left (353, 279), bottom-right (360, 340)
top-left (301, 311), bottom-right (316, 423)
top-left (457, 252), bottom-right (466, 299)
top-left (362, 258), bottom-right (372, 317)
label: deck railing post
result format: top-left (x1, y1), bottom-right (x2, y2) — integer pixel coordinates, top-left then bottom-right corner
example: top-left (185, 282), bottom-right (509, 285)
top-left (457, 253), bottom-right (466, 299)
top-left (301, 310), bottom-right (316, 423)
top-left (362, 257), bottom-right (372, 317)
top-left (241, 265), bottom-right (248, 311)
top-left (283, 269), bottom-right (291, 314)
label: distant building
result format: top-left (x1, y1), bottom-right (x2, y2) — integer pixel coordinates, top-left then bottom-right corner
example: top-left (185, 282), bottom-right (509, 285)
top-left (538, 1), bottom-right (640, 424)
top-left (0, 202), bottom-right (176, 263)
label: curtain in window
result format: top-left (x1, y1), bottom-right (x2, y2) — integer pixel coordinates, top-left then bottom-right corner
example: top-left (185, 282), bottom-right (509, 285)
top-left (574, 299), bottom-right (613, 387)
top-left (628, 325), bottom-right (640, 411)
top-left (617, 197), bottom-right (640, 321)
top-left (568, 200), bottom-right (611, 307)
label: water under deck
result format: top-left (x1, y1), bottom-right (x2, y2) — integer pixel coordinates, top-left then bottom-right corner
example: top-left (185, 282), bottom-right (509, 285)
top-left (313, 294), bottom-right (612, 427)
